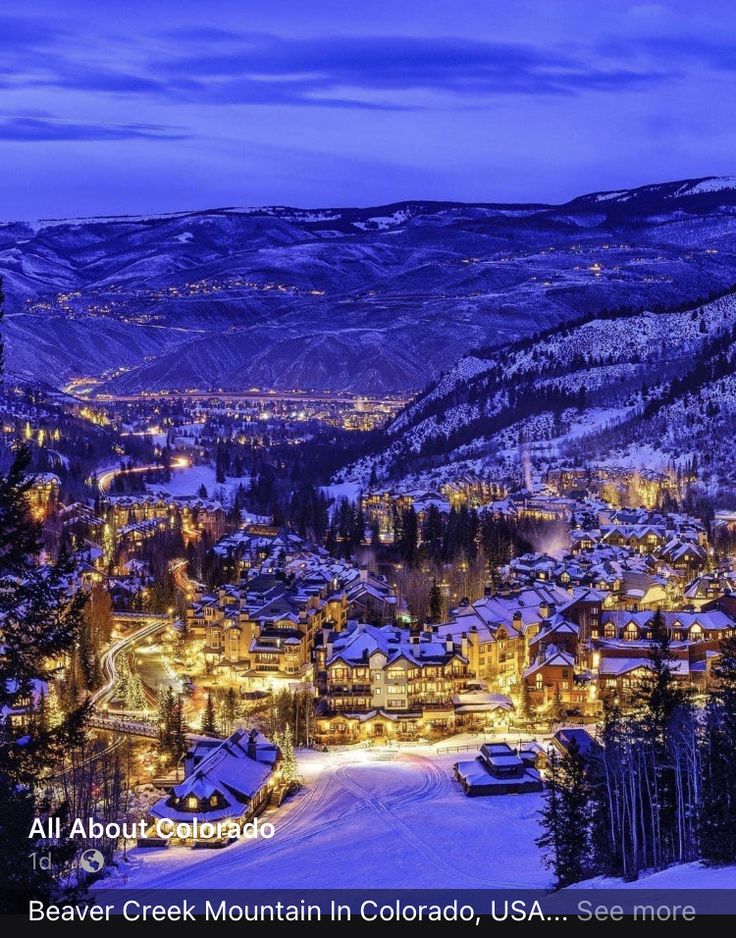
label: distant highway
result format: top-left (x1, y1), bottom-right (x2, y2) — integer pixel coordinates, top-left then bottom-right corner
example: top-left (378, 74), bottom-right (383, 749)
top-left (96, 455), bottom-right (191, 493)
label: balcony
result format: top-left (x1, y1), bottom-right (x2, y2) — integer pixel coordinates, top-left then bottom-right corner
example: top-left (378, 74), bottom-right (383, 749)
top-left (328, 685), bottom-right (372, 695)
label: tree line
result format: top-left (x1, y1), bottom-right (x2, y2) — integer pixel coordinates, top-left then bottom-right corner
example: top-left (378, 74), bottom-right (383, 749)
top-left (539, 610), bottom-right (736, 886)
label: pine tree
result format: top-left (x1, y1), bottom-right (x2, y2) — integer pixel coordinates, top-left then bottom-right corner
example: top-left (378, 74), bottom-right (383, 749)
top-left (114, 650), bottom-right (131, 705)
top-left (537, 741), bottom-right (593, 887)
top-left (0, 441), bottom-right (89, 910)
top-left (223, 688), bottom-right (238, 733)
top-left (700, 635), bottom-right (736, 864)
top-left (202, 692), bottom-right (218, 735)
top-left (276, 724), bottom-right (299, 787)
top-left (171, 696), bottom-right (186, 763)
top-left (123, 653), bottom-right (146, 711)
top-left (157, 687), bottom-right (174, 760)
top-left (428, 579), bottom-right (443, 624)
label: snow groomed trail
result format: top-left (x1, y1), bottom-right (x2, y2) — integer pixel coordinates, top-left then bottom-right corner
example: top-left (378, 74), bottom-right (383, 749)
top-left (119, 748), bottom-right (548, 890)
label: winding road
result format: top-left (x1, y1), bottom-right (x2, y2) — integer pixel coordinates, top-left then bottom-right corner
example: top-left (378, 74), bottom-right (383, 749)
top-left (90, 616), bottom-right (170, 710)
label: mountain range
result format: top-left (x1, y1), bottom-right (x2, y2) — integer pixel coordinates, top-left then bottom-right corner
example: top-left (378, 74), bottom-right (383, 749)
top-left (3, 176), bottom-right (736, 395)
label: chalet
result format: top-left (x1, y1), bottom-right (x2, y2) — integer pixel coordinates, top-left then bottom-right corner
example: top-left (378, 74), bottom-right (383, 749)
top-left (685, 573), bottom-right (736, 610)
top-left (143, 729), bottom-right (279, 847)
top-left (659, 539), bottom-right (708, 577)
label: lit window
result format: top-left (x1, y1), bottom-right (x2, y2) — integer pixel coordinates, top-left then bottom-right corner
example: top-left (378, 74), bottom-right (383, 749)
top-left (187, 796), bottom-right (198, 810)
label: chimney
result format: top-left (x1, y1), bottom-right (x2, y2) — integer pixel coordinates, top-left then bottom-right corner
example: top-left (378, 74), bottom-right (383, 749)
top-left (445, 636), bottom-right (454, 654)
top-left (461, 631), bottom-right (468, 658)
top-left (483, 584), bottom-right (493, 597)
top-left (359, 565), bottom-right (368, 583)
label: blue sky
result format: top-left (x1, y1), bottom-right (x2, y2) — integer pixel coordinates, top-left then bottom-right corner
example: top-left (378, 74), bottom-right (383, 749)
top-left (2, 0), bottom-right (735, 217)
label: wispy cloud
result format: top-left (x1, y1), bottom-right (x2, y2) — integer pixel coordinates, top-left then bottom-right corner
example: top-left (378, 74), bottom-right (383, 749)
top-left (2, 20), bottom-right (673, 111)
top-left (0, 116), bottom-right (188, 141)
top-left (148, 33), bottom-right (671, 106)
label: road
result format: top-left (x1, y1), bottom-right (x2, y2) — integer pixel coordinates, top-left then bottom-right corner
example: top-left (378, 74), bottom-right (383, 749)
top-left (97, 456), bottom-right (191, 494)
top-left (90, 617), bottom-right (170, 710)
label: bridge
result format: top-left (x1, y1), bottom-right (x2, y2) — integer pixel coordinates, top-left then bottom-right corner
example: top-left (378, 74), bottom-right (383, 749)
top-left (88, 714), bottom-right (160, 739)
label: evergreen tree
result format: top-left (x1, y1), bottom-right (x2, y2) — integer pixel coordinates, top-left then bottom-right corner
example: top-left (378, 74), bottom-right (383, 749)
top-left (397, 506), bottom-right (418, 566)
top-left (123, 653), bottom-right (146, 711)
top-left (537, 741), bottom-right (593, 887)
top-left (0, 443), bottom-right (89, 910)
top-left (114, 650), bottom-right (131, 705)
top-left (428, 579), bottom-right (443, 624)
top-left (225, 688), bottom-right (238, 727)
top-left (202, 692), bottom-right (218, 735)
top-left (276, 724), bottom-right (299, 787)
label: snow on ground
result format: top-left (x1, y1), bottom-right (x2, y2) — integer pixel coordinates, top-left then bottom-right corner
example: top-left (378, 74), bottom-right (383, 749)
top-left (323, 481), bottom-right (363, 505)
top-left (676, 177), bottom-right (736, 197)
top-left (146, 465), bottom-right (248, 503)
top-left (116, 748), bottom-right (548, 890)
top-left (576, 861), bottom-right (736, 889)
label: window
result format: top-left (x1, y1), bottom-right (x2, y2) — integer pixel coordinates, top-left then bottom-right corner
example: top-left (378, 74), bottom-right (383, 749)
top-left (375, 688), bottom-right (381, 695)
top-left (562, 681), bottom-right (570, 690)
top-left (535, 674), bottom-right (543, 691)
top-left (604, 623), bottom-right (616, 638)
top-left (187, 796), bottom-right (198, 810)
top-left (689, 623), bottom-right (703, 640)
top-left (623, 623), bottom-right (638, 641)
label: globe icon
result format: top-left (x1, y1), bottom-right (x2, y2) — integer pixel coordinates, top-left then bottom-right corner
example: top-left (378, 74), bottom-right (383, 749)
top-left (80, 849), bottom-right (104, 874)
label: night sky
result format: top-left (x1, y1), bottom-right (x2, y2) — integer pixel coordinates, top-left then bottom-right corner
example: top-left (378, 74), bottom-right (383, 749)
top-left (3, 0), bottom-right (735, 218)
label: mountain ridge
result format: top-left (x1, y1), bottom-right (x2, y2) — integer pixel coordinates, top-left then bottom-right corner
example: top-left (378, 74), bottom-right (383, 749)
top-left (3, 175), bottom-right (736, 394)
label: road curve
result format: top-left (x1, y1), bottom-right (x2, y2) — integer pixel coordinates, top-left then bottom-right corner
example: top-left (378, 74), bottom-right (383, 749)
top-left (90, 618), bottom-right (169, 710)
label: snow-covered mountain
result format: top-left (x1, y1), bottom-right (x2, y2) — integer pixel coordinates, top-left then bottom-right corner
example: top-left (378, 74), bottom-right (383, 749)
top-left (3, 177), bottom-right (736, 393)
top-left (343, 288), bottom-right (736, 496)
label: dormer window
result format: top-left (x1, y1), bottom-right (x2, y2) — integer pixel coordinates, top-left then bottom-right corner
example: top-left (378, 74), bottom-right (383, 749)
top-left (187, 795), bottom-right (198, 810)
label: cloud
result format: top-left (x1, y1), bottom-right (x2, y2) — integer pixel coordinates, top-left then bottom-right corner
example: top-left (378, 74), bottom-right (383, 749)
top-left (0, 116), bottom-right (188, 141)
top-left (147, 33), bottom-right (671, 106)
top-left (2, 21), bottom-right (671, 110)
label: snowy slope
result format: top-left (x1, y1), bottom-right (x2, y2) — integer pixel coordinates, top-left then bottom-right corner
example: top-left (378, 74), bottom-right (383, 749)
top-left (343, 290), bottom-right (736, 492)
top-left (114, 748), bottom-right (547, 890)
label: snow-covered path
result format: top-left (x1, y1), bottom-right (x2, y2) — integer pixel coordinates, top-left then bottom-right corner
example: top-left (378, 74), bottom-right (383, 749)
top-left (117, 749), bottom-right (548, 890)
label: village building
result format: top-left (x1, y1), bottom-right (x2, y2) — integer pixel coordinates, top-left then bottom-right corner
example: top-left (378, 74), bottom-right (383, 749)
top-left (142, 729), bottom-right (279, 847)
top-left (315, 622), bottom-right (472, 743)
